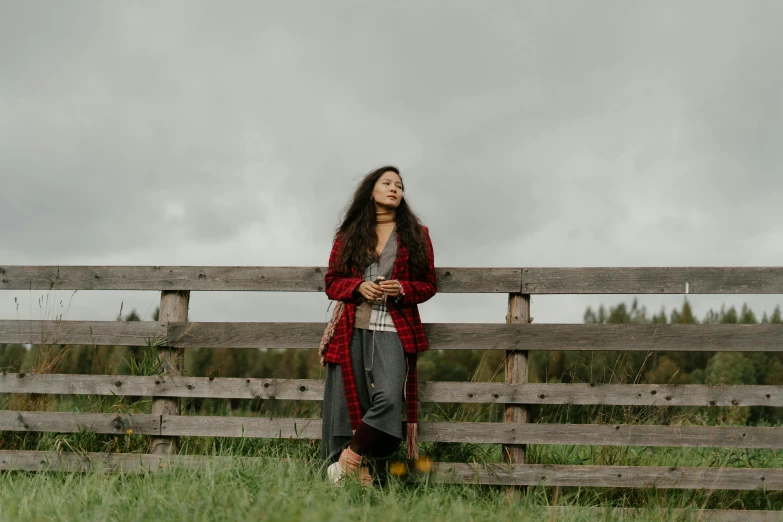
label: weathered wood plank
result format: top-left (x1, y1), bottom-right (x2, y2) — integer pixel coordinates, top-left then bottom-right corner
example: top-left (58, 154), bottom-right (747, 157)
top-left (0, 266), bottom-right (328, 292)
top-left (2, 374), bottom-right (780, 408)
top-left (168, 321), bottom-right (544, 350)
top-left (435, 268), bottom-right (521, 293)
top-left (3, 265), bottom-right (782, 293)
top-left (150, 290), bottom-right (189, 454)
top-left (0, 320), bottom-right (165, 346)
top-left (4, 321), bottom-right (782, 352)
top-left (2, 411), bottom-right (780, 449)
top-left (0, 266), bottom-right (521, 293)
top-left (522, 267), bottom-right (783, 294)
top-left (0, 450), bottom-right (238, 473)
top-left (150, 416), bottom-right (783, 448)
top-left (0, 411), bottom-right (160, 435)
top-left (166, 322), bottom-right (323, 349)
top-left (420, 422), bottom-right (783, 448)
top-left (160, 415), bottom-right (322, 439)
top-left (2, 450), bottom-right (782, 494)
top-left (0, 374), bottom-right (326, 401)
top-left (169, 322), bottom-right (783, 352)
top-left (420, 382), bottom-right (783, 408)
top-left (434, 463), bottom-right (783, 490)
top-left (549, 508), bottom-right (783, 522)
top-left (503, 293), bottom-right (530, 466)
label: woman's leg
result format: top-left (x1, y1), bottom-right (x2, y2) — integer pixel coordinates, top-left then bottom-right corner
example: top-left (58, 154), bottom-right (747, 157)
top-left (349, 420), bottom-right (379, 455)
top-left (349, 420), bottom-right (400, 459)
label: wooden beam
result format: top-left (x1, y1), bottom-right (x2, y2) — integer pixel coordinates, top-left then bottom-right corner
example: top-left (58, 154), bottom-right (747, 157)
top-left (0, 266), bottom-right (328, 292)
top-left (3, 412), bottom-right (780, 449)
top-left (0, 374), bottom-right (326, 401)
top-left (0, 411), bottom-right (160, 435)
top-left (149, 290), bottom-right (189, 454)
top-left (2, 374), bottom-right (780, 408)
top-left (160, 415), bottom-right (322, 439)
top-left (0, 450), bottom-right (237, 473)
top-left (4, 265), bottom-right (782, 294)
top-left (419, 422), bottom-right (783, 448)
top-left (522, 267), bottom-right (783, 294)
top-left (549, 508), bottom-right (783, 522)
top-left (419, 382), bottom-right (783, 408)
top-left (4, 321), bottom-right (783, 353)
top-left (165, 321), bottom-right (323, 349)
top-left (0, 320), bottom-right (165, 347)
top-left (434, 462), bottom-right (782, 490)
top-left (170, 322), bottom-right (783, 352)
top-left (0, 266), bottom-right (521, 293)
top-left (503, 293), bottom-right (530, 466)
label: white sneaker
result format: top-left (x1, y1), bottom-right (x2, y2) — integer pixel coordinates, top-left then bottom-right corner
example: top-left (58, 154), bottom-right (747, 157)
top-left (327, 461), bottom-right (345, 485)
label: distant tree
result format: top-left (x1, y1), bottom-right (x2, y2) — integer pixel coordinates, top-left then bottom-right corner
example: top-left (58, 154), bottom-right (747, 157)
top-left (670, 299), bottom-right (697, 324)
top-left (739, 304), bottom-right (758, 324)
top-left (721, 306), bottom-right (739, 324)
top-left (652, 307), bottom-right (667, 324)
top-left (706, 352), bottom-right (756, 385)
top-left (772, 306), bottom-right (782, 324)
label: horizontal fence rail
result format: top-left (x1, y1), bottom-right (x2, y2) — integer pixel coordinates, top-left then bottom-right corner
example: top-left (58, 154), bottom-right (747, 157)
top-left (2, 373), bottom-right (781, 407)
top-left (2, 265), bottom-right (783, 294)
top-left (2, 412), bottom-right (782, 449)
top-left (0, 320), bottom-right (166, 346)
top-left (1, 451), bottom-right (781, 492)
top-left (2, 320), bottom-right (783, 351)
top-left (433, 462), bottom-right (783, 490)
top-left (0, 266), bottom-right (521, 293)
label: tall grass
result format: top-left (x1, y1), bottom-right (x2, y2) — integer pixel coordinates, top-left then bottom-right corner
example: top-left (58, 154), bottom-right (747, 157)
top-left (0, 451), bottom-right (733, 522)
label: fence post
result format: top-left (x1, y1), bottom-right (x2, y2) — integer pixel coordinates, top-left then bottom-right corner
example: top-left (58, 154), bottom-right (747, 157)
top-left (149, 290), bottom-right (190, 454)
top-left (503, 293), bottom-right (530, 466)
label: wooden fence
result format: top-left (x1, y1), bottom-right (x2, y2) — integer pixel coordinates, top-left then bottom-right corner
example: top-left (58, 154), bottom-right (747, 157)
top-left (1, 266), bottom-right (782, 503)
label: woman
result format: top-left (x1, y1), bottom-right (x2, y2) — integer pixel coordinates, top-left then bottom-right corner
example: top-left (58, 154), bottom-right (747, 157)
top-left (320, 165), bottom-right (436, 486)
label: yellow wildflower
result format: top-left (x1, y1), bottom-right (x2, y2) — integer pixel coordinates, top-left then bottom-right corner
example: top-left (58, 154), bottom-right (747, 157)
top-left (389, 461), bottom-right (407, 476)
top-left (414, 456), bottom-right (433, 473)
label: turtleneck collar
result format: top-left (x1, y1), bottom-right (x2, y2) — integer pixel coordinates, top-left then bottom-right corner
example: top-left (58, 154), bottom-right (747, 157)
top-left (376, 209), bottom-right (396, 224)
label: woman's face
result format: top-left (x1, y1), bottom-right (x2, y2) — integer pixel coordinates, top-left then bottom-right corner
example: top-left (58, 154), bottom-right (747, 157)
top-left (372, 171), bottom-right (404, 210)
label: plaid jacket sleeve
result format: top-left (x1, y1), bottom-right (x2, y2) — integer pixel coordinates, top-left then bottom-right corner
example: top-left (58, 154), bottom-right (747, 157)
top-left (398, 226), bottom-right (437, 306)
top-left (324, 235), bottom-right (364, 303)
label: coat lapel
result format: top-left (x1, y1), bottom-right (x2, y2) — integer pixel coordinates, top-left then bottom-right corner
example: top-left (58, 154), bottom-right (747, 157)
top-left (391, 230), bottom-right (409, 280)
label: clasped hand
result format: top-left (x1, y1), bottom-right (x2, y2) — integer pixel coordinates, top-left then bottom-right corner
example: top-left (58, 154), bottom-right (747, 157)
top-left (358, 280), bottom-right (402, 301)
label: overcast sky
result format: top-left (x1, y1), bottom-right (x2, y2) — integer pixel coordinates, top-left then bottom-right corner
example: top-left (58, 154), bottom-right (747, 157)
top-left (1, 1), bottom-right (782, 326)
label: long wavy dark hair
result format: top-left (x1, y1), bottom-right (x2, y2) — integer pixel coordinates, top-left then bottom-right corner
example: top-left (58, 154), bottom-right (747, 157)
top-left (335, 166), bottom-right (428, 276)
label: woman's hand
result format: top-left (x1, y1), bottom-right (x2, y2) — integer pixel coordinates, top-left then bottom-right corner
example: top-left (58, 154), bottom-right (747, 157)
top-left (379, 279), bottom-right (403, 297)
top-left (358, 281), bottom-right (384, 301)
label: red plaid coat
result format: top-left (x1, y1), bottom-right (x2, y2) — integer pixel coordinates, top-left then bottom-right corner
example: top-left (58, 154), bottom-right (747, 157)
top-left (322, 225), bottom-right (436, 458)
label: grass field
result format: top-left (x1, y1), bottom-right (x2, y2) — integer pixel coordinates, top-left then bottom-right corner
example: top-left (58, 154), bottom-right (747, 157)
top-left (0, 429), bottom-right (781, 521)
top-left (0, 449), bottom-right (763, 522)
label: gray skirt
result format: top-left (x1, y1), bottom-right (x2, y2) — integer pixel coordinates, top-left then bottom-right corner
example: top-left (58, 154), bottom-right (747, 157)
top-left (320, 328), bottom-right (406, 461)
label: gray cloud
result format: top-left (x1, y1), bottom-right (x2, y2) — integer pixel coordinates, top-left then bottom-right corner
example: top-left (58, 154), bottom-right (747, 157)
top-left (1, 1), bottom-right (782, 324)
